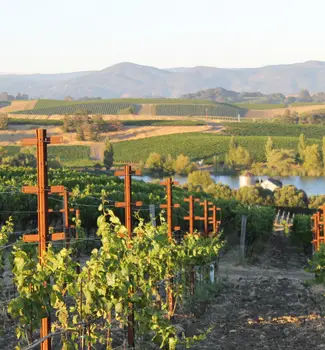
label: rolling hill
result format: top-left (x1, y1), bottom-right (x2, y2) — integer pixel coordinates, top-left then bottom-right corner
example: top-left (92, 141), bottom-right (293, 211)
top-left (2, 61), bottom-right (325, 99)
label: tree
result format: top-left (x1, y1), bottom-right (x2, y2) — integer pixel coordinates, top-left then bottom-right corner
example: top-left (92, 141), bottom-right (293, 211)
top-left (298, 89), bottom-right (312, 102)
top-left (145, 152), bottom-right (164, 173)
top-left (235, 185), bottom-right (274, 206)
top-left (103, 137), bottom-right (114, 170)
top-left (302, 144), bottom-right (322, 175)
top-left (274, 185), bottom-right (308, 208)
top-left (265, 136), bottom-right (273, 161)
top-left (214, 183), bottom-right (233, 200)
top-left (173, 154), bottom-right (195, 175)
top-left (266, 149), bottom-right (296, 175)
top-left (298, 133), bottom-right (306, 162)
top-left (229, 136), bottom-right (236, 151)
top-left (0, 113), bottom-right (8, 130)
top-left (162, 154), bottom-right (174, 174)
top-left (226, 145), bottom-right (251, 168)
top-left (187, 170), bottom-right (214, 192)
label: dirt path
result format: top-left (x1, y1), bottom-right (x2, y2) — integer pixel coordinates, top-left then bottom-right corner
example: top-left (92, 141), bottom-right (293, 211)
top-left (179, 233), bottom-right (325, 349)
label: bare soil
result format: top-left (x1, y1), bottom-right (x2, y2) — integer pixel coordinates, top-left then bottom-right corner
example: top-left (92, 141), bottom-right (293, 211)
top-left (178, 233), bottom-right (325, 350)
top-left (0, 124), bottom-right (224, 146)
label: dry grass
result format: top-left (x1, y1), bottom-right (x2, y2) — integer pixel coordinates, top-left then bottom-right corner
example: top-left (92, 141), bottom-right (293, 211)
top-left (1, 100), bottom-right (38, 113)
top-left (0, 124), bottom-right (218, 146)
top-left (246, 104), bottom-right (325, 118)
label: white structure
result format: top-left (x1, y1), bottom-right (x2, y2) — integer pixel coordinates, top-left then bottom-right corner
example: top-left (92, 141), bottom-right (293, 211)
top-left (260, 178), bottom-right (282, 192)
top-left (239, 172), bottom-right (255, 187)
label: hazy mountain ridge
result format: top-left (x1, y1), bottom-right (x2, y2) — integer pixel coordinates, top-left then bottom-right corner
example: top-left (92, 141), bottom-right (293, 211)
top-left (2, 61), bottom-right (325, 99)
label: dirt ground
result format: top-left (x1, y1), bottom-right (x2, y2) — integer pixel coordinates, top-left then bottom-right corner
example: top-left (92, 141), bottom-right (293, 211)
top-left (0, 124), bottom-right (223, 146)
top-left (1, 232), bottom-right (325, 349)
top-left (178, 232), bottom-right (325, 350)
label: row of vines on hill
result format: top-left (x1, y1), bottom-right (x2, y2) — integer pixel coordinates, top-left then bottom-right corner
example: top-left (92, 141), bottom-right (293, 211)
top-left (14, 102), bottom-right (138, 115)
top-left (155, 104), bottom-right (244, 117)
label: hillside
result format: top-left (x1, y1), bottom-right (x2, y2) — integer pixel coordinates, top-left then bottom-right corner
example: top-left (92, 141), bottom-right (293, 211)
top-left (3, 61), bottom-right (325, 99)
top-left (182, 87), bottom-right (286, 104)
top-left (12, 98), bottom-right (245, 117)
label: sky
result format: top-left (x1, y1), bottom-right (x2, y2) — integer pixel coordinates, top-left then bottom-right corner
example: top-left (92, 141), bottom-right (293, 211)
top-left (1, 0), bottom-right (325, 74)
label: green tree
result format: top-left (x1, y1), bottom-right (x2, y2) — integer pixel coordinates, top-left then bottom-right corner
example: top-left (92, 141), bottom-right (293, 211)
top-left (0, 113), bottom-right (8, 130)
top-left (214, 183), bottom-right (233, 200)
top-left (226, 145), bottom-right (251, 168)
top-left (298, 133), bottom-right (306, 162)
top-left (265, 136), bottom-right (273, 161)
top-left (302, 144), bottom-right (322, 175)
top-left (173, 154), bottom-right (195, 175)
top-left (103, 137), bottom-right (114, 170)
top-left (229, 135), bottom-right (236, 150)
top-left (266, 149), bottom-right (296, 175)
top-left (274, 185), bottom-right (308, 208)
top-left (162, 154), bottom-right (174, 174)
top-left (187, 170), bottom-right (214, 192)
top-left (235, 185), bottom-right (274, 206)
top-left (145, 152), bottom-right (164, 173)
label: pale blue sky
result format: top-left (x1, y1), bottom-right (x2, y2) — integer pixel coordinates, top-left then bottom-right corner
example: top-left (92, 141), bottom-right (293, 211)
top-left (1, 0), bottom-right (325, 73)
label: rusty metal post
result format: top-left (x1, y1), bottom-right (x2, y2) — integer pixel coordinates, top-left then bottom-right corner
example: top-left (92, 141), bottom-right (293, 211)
top-left (208, 205), bottom-right (222, 236)
top-left (184, 196), bottom-right (200, 234)
top-left (37, 129), bottom-right (50, 350)
top-left (21, 129), bottom-right (65, 350)
top-left (160, 178), bottom-right (180, 239)
top-left (114, 165), bottom-right (142, 348)
top-left (184, 196), bottom-right (200, 295)
top-left (198, 200), bottom-right (209, 236)
top-left (208, 204), bottom-right (217, 234)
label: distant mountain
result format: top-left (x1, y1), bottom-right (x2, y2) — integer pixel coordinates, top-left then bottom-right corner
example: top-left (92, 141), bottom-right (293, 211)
top-left (2, 61), bottom-right (325, 99)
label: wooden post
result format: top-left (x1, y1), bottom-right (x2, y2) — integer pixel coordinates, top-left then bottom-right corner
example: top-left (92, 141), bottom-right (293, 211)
top-left (21, 129), bottom-right (65, 350)
top-left (114, 165), bottom-right (142, 349)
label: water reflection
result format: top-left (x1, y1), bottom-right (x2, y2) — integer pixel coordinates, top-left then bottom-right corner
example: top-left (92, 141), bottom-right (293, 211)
top-left (136, 175), bottom-right (325, 196)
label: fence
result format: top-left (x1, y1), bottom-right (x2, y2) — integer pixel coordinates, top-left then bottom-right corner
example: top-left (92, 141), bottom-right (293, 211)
top-left (2, 128), bottom-right (222, 350)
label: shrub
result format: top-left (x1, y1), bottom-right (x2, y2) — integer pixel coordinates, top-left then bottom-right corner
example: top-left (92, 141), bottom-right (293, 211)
top-left (291, 214), bottom-right (312, 252)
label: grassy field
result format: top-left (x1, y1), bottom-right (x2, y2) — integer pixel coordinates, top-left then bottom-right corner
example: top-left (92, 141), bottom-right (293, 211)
top-left (121, 119), bottom-right (206, 126)
top-left (2, 145), bottom-right (93, 166)
top-left (113, 133), bottom-right (322, 163)
top-left (12, 98), bottom-right (245, 117)
top-left (155, 103), bottom-right (245, 117)
top-left (8, 118), bottom-right (62, 126)
top-left (7, 118), bottom-right (206, 127)
top-left (234, 103), bottom-right (287, 110)
top-left (33, 98), bottom-right (217, 108)
top-left (1, 100), bottom-right (37, 113)
top-left (222, 122), bottom-right (325, 138)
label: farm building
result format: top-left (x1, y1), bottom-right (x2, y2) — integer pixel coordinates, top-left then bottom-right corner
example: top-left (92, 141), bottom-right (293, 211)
top-left (260, 178), bottom-right (282, 192)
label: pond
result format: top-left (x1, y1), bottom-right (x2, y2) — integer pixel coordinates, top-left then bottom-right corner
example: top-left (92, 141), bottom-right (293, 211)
top-left (136, 175), bottom-right (325, 196)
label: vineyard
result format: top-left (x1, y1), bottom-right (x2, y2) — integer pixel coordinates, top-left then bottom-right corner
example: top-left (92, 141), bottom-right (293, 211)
top-left (155, 103), bottom-right (245, 117)
top-left (1, 128), bottom-right (324, 349)
top-left (14, 102), bottom-right (139, 116)
top-left (234, 103), bottom-right (286, 110)
top-left (12, 99), bottom-right (245, 117)
top-left (113, 133), bottom-right (322, 163)
top-left (222, 122), bottom-right (325, 138)
top-left (0, 128), bottom-right (280, 349)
